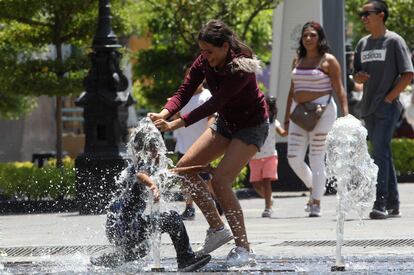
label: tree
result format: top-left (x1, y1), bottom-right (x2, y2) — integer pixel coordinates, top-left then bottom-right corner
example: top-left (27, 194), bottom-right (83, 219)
top-left (0, 0), bottom-right (141, 166)
top-left (346, 0), bottom-right (414, 48)
top-left (132, 0), bottom-right (280, 110)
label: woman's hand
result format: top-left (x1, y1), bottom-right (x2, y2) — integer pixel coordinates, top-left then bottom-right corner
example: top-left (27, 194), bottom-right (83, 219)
top-left (148, 112), bottom-right (165, 122)
top-left (154, 118), bottom-right (185, 132)
top-left (148, 109), bottom-right (170, 122)
top-left (153, 119), bottom-right (172, 132)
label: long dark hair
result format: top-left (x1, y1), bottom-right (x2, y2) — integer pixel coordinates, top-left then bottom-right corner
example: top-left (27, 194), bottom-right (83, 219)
top-left (198, 19), bottom-right (253, 58)
top-left (297, 21), bottom-right (330, 59)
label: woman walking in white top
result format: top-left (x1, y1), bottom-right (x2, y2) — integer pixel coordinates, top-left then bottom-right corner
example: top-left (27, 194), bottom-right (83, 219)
top-left (284, 21), bottom-right (348, 217)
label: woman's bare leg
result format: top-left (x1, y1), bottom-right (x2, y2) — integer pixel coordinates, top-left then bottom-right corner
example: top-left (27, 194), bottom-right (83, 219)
top-left (177, 128), bottom-right (229, 229)
top-left (212, 139), bottom-right (258, 250)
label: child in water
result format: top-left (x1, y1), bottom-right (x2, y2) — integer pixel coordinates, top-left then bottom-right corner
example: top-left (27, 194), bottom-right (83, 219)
top-left (90, 118), bottom-right (211, 272)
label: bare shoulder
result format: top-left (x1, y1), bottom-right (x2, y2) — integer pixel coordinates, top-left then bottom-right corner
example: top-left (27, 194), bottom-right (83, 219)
top-left (324, 53), bottom-right (339, 64)
top-left (321, 53), bottom-right (340, 75)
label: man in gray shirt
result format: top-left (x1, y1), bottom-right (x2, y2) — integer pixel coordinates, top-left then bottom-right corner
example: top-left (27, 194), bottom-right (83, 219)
top-left (354, 0), bottom-right (414, 219)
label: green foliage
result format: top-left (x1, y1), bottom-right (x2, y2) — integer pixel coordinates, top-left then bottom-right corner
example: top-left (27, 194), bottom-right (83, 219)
top-left (134, 47), bottom-right (194, 109)
top-left (0, 0), bottom-right (141, 118)
top-left (233, 166), bottom-right (249, 190)
top-left (346, 0), bottom-right (414, 48)
top-left (0, 93), bottom-right (36, 119)
top-left (0, 157), bottom-right (75, 200)
top-left (0, 1), bottom-right (97, 114)
top-left (133, 0), bottom-right (279, 110)
top-left (368, 138), bottom-right (414, 176)
top-left (391, 138), bottom-right (414, 176)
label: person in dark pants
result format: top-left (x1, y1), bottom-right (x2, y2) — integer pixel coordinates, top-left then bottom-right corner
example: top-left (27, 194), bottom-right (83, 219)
top-left (354, 1), bottom-right (414, 219)
top-left (90, 118), bottom-right (211, 271)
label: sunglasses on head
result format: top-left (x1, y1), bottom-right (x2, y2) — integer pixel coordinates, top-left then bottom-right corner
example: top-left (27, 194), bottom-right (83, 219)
top-left (358, 10), bottom-right (380, 18)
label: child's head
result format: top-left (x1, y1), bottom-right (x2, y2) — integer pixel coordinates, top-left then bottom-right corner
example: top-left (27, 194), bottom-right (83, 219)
top-left (266, 95), bottom-right (277, 122)
top-left (129, 118), bottom-right (166, 164)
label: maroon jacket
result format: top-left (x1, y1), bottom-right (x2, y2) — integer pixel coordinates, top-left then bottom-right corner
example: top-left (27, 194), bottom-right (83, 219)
top-left (164, 52), bottom-right (268, 133)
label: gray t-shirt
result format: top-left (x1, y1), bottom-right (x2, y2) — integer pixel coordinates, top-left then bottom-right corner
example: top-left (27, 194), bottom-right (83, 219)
top-left (354, 30), bottom-right (414, 117)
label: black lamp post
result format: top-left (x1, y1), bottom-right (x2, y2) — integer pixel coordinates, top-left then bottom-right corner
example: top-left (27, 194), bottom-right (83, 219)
top-left (75, 0), bottom-right (135, 214)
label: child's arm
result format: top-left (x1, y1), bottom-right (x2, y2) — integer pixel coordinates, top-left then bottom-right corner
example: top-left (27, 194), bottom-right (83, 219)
top-left (276, 125), bottom-right (288, 137)
top-left (136, 172), bottom-right (160, 202)
top-left (275, 119), bottom-right (288, 137)
top-left (170, 164), bottom-right (213, 175)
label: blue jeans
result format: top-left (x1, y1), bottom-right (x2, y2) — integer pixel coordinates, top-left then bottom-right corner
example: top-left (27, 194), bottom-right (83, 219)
top-left (364, 101), bottom-right (401, 211)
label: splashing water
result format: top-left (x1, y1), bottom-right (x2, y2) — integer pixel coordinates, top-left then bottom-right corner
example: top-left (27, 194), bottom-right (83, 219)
top-left (127, 117), bottom-right (173, 174)
top-left (150, 202), bottom-right (162, 270)
top-left (105, 117), bottom-right (180, 270)
top-left (326, 115), bottom-right (378, 269)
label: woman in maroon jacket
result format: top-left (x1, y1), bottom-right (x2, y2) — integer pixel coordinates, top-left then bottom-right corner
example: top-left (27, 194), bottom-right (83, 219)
top-left (148, 19), bottom-right (268, 267)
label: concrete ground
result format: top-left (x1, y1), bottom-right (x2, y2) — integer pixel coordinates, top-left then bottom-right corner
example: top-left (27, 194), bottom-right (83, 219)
top-left (1, 184), bottom-right (414, 273)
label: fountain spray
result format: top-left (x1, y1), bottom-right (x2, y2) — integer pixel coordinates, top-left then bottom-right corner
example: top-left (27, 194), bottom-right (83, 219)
top-left (150, 200), bottom-right (165, 272)
top-left (128, 117), bottom-right (172, 272)
top-left (326, 115), bottom-right (378, 271)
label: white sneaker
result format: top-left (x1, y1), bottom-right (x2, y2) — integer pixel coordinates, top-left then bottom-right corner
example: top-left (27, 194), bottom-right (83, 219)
top-left (226, 246), bottom-right (257, 267)
top-left (305, 190), bottom-right (313, 212)
top-left (304, 203), bottom-right (311, 213)
top-left (309, 204), bottom-right (321, 217)
top-left (195, 225), bottom-right (233, 256)
top-left (261, 208), bottom-right (273, 218)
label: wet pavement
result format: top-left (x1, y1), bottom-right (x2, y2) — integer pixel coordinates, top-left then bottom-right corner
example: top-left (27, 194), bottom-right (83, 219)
top-left (1, 183), bottom-right (414, 274)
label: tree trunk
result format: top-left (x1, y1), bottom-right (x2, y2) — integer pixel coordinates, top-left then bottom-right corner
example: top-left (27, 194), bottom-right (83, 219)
top-left (55, 95), bottom-right (63, 168)
top-left (55, 43), bottom-right (64, 168)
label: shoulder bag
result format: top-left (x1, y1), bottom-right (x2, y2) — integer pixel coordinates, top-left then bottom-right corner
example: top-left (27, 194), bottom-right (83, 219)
top-left (290, 94), bottom-right (332, 131)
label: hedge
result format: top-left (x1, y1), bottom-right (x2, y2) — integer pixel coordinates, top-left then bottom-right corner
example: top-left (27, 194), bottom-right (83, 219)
top-left (0, 157), bottom-right (76, 201)
top-left (0, 154), bottom-right (248, 202)
top-left (0, 138), bottom-right (411, 201)
top-left (391, 138), bottom-right (414, 176)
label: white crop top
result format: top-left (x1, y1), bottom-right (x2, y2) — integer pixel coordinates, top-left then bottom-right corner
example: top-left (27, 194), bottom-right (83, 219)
top-left (291, 57), bottom-right (332, 93)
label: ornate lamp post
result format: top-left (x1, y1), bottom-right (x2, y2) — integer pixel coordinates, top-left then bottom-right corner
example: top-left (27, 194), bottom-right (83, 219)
top-left (75, 0), bottom-right (134, 214)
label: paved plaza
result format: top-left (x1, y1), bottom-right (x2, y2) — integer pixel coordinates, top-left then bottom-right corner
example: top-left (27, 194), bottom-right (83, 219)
top-left (1, 184), bottom-right (414, 273)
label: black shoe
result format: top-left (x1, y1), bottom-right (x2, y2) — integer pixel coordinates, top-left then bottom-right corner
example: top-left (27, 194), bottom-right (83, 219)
top-left (387, 208), bottom-right (402, 218)
top-left (178, 254), bottom-right (211, 272)
top-left (181, 206), bottom-right (195, 220)
top-left (369, 208), bottom-right (388, 219)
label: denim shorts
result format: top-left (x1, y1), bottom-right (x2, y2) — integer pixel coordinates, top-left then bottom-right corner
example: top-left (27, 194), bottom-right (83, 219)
top-left (210, 117), bottom-right (269, 150)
